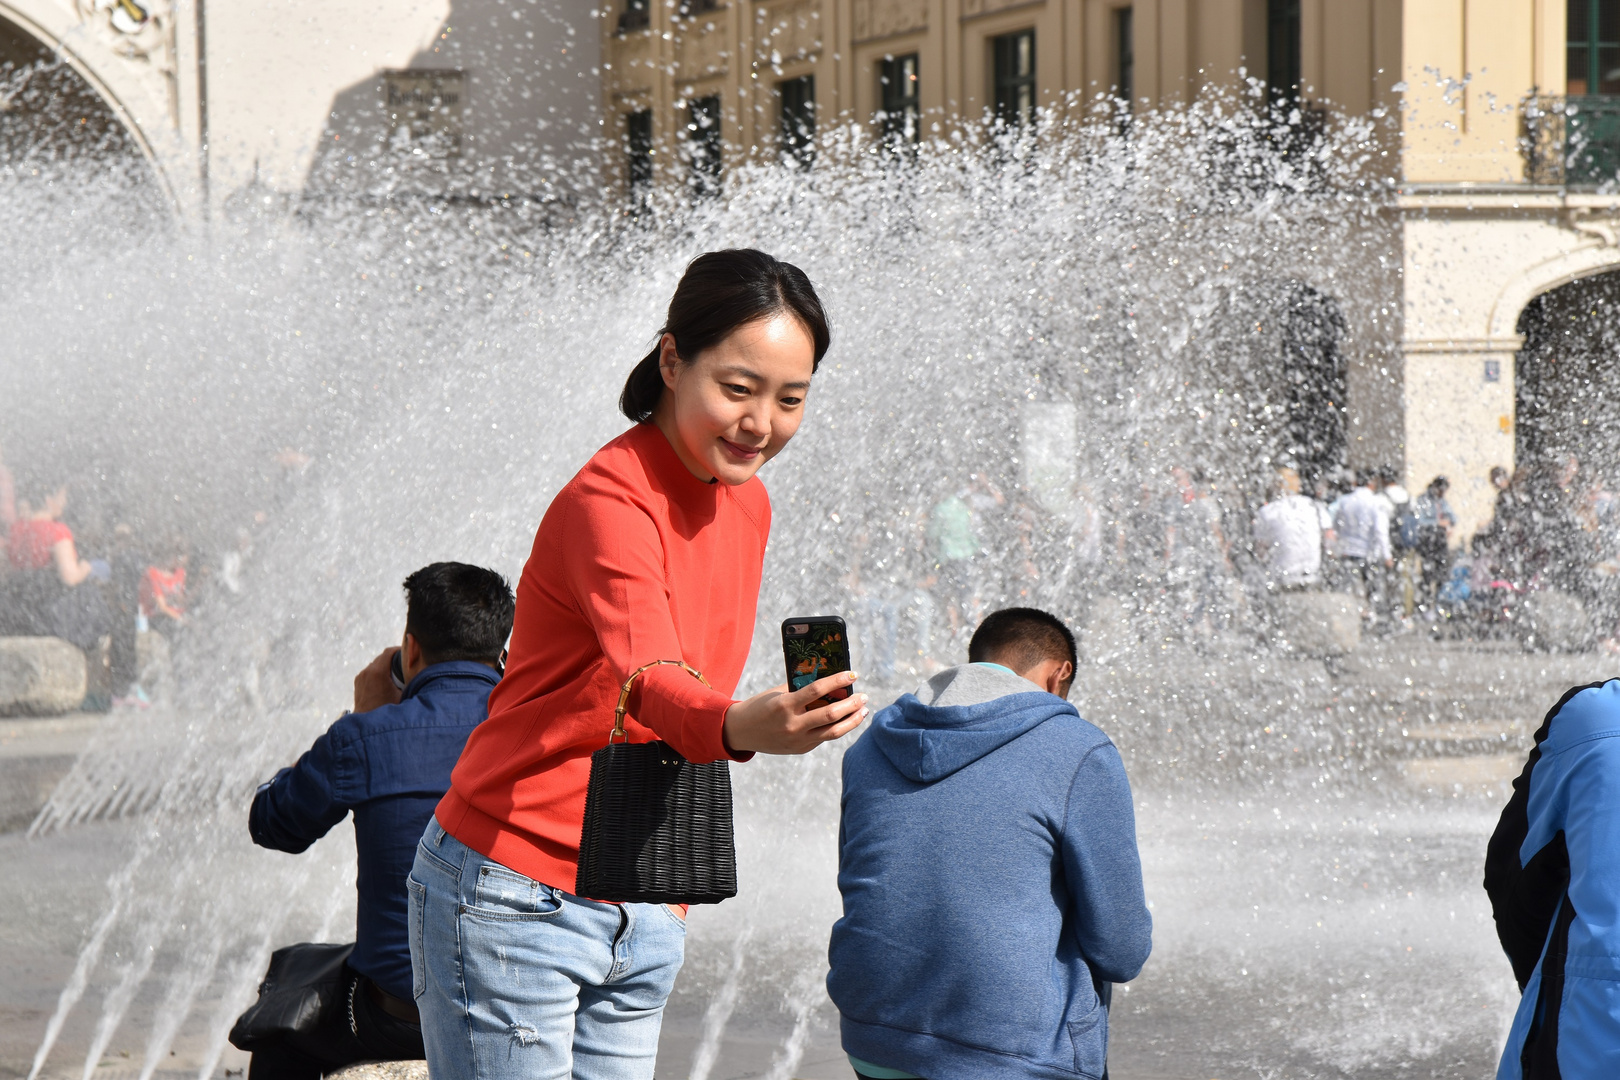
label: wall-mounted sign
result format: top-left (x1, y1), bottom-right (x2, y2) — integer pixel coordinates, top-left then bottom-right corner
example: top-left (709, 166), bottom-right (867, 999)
top-left (1484, 359), bottom-right (1501, 383)
top-left (383, 69), bottom-right (465, 158)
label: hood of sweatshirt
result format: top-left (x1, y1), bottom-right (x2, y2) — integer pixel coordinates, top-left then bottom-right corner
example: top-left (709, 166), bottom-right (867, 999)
top-left (868, 663), bottom-right (1079, 783)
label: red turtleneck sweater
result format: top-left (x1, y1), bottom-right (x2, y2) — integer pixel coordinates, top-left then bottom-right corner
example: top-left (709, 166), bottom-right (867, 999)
top-left (436, 422), bottom-right (767, 891)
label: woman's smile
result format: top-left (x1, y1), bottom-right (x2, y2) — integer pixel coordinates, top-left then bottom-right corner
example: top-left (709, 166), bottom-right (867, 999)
top-left (720, 437), bottom-right (764, 461)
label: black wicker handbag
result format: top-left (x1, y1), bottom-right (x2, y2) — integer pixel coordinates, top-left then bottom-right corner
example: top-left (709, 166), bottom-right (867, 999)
top-left (575, 659), bottom-right (738, 905)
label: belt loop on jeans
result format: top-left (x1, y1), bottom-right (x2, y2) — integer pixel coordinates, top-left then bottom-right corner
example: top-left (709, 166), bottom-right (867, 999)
top-left (433, 825), bottom-right (446, 846)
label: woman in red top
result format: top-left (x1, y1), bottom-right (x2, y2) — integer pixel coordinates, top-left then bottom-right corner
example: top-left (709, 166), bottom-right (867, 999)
top-left (7, 487), bottom-right (94, 583)
top-left (409, 250), bottom-right (866, 1080)
top-left (1, 486), bottom-right (112, 652)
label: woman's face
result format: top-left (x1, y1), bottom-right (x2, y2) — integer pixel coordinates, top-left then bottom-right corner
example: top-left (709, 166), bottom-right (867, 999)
top-left (656, 313), bottom-right (816, 486)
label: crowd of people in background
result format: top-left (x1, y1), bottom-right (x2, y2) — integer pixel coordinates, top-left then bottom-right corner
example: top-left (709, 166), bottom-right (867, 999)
top-left (0, 440), bottom-right (204, 709)
top-left (7, 421), bottom-right (1620, 712)
top-left (845, 452), bottom-right (1620, 679)
top-left (1249, 455), bottom-right (1620, 647)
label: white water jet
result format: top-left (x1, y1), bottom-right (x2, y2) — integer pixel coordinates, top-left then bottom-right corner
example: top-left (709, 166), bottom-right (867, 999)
top-left (5, 83), bottom-right (1564, 1079)
top-left (687, 924), bottom-right (753, 1080)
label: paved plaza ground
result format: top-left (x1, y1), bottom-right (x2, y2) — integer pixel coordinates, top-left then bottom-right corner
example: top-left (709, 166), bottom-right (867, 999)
top-left (2, 636), bottom-right (1612, 1080)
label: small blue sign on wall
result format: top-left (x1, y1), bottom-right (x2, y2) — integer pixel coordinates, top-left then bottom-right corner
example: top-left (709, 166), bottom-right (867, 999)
top-left (1484, 359), bottom-right (1501, 383)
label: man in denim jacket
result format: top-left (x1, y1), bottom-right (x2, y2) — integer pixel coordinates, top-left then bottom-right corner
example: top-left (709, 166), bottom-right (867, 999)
top-left (241, 562), bottom-right (513, 1080)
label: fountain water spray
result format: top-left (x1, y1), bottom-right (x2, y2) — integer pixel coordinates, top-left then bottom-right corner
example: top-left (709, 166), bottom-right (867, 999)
top-left (6, 75), bottom-right (1539, 1078)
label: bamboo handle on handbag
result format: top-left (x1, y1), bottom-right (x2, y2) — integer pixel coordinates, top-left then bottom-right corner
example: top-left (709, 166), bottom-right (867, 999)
top-left (611, 660), bottom-right (711, 744)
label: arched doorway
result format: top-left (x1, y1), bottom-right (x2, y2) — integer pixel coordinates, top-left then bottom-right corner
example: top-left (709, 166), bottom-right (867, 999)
top-left (1274, 281), bottom-right (1348, 491)
top-left (1, 16), bottom-right (153, 187)
top-left (1516, 269), bottom-right (1620, 478)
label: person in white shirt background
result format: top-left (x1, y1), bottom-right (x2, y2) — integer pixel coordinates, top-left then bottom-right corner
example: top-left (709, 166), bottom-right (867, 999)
top-left (1252, 467), bottom-right (1332, 591)
top-left (1332, 468), bottom-right (1394, 627)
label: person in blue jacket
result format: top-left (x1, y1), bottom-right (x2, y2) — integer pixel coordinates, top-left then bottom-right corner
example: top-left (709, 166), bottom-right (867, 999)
top-left (241, 562), bottom-right (514, 1080)
top-left (1486, 678), bottom-right (1620, 1080)
top-left (828, 607), bottom-right (1151, 1080)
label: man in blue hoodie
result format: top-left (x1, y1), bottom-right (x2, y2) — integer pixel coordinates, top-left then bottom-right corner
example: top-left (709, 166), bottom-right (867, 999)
top-left (828, 607), bottom-right (1151, 1080)
top-left (238, 562), bottom-right (514, 1080)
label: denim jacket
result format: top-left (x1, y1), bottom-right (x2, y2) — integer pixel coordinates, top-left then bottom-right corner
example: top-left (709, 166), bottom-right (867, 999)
top-left (250, 660), bottom-right (498, 1000)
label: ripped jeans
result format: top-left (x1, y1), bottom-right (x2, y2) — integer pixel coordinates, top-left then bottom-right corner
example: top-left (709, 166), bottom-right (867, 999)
top-left (408, 820), bottom-right (687, 1080)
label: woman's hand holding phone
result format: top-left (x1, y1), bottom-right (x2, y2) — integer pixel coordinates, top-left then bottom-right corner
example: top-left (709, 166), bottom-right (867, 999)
top-left (721, 671), bottom-right (867, 755)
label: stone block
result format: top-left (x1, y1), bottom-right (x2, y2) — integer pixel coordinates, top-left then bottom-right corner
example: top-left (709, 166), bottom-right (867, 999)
top-left (1521, 589), bottom-right (1591, 652)
top-left (0, 637), bottom-right (87, 716)
top-left (1271, 591), bottom-right (1361, 657)
top-left (328, 1062), bottom-right (427, 1080)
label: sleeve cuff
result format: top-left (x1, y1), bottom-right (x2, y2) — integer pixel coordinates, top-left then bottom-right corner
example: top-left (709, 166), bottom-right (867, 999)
top-left (635, 666), bottom-right (754, 764)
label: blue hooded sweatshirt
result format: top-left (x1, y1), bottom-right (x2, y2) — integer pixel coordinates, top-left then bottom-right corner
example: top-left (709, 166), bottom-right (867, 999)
top-left (1487, 679), bottom-right (1620, 1080)
top-left (828, 664), bottom-right (1152, 1080)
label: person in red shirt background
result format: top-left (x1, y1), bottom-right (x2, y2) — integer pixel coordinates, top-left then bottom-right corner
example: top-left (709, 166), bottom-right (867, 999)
top-left (0, 440), bottom-right (15, 563)
top-left (7, 486), bottom-right (95, 582)
top-left (0, 485), bottom-right (112, 658)
top-left (139, 537), bottom-right (190, 631)
top-left (409, 249), bottom-right (865, 1080)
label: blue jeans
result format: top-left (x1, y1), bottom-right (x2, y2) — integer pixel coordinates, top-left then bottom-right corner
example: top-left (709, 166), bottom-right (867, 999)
top-left (407, 820), bottom-right (687, 1080)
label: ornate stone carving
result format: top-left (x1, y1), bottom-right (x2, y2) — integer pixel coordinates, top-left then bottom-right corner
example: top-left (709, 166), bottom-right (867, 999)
top-left (76, 0), bottom-right (175, 68)
top-left (753, 0), bottom-right (822, 67)
top-left (677, 18), bottom-right (731, 81)
top-left (607, 30), bottom-right (660, 99)
top-left (1562, 206), bottom-right (1620, 248)
top-left (960, 0), bottom-right (1025, 16)
top-left (853, 0), bottom-right (926, 42)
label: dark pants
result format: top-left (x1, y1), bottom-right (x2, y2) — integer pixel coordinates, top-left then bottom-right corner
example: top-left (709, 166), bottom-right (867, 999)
top-left (248, 966), bottom-right (423, 1080)
top-left (1415, 526), bottom-right (1451, 611)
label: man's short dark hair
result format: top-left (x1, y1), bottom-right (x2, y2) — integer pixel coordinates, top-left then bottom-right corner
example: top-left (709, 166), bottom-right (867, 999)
top-left (968, 607), bottom-right (1077, 675)
top-left (403, 563), bottom-right (515, 665)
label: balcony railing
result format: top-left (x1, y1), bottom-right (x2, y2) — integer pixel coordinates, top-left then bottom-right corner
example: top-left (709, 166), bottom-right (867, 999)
top-left (1523, 95), bottom-right (1620, 186)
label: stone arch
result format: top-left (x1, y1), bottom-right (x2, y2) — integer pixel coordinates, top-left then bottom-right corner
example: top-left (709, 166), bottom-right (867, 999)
top-left (1514, 265), bottom-right (1620, 476)
top-left (1487, 232), bottom-right (1620, 343)
top-left (0, 1), bottom-right (186, 212)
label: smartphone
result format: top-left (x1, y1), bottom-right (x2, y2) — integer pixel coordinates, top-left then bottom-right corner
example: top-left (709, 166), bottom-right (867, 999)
top-left (781, 616), bottom-right (853, 705)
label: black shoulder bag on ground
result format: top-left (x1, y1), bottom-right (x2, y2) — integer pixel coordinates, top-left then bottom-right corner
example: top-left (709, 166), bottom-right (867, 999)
top-left (576, 659), bottom-right (737, 905)
top-left (228, 941), bottom-right (355, 1051)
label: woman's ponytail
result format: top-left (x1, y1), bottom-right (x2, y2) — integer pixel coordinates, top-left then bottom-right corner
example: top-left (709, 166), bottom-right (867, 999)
top-left (619, 344), bottom-right (668, 424)
top-left (618, 248), bottom-right (830, 424)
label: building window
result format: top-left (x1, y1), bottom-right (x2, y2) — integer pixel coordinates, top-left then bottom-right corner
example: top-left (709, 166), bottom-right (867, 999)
top-left (879, 54), bottom-right (920, 147)
top-left (686, 95), bottom-right (722, 196)
top-left (1568, 0), bottom-right (1620, 95)
top-left (780, 75), bottom-right (816, 166)
top-left (1115, 7), bottom-right (1133, 106)
top-left (618, 0), bottom-right (649, 34)
top-left (678, 0), bottom-right (719, 16)
top-left (992, 29), bottom-right (1035, 128)
top-left (626, 109), bottom-right (653, 204)
top-left (1266, 0), bottom-right (1301, 103)
top-left (383, 69), bottom-right (465, 157)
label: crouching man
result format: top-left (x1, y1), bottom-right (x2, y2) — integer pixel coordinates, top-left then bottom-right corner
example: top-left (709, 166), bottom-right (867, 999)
top-left (828, 607), bottom-right (1151, 1080)
top-left (237, 562), bottom-right (514, 1080)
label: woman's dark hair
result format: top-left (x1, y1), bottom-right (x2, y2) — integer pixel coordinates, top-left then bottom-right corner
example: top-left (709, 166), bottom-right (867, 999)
top-left (620, 249), bottom-right (831, 423)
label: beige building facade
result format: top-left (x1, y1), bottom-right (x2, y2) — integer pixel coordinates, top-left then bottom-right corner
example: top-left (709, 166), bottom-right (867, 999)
top-left (0, 0), bottom-right (601, 216)
top-left (603, 0), bottom-right (1620, 537)
top-left (601, 0), bottom-right (1404, 189)
top-left (7, 1), bottom-right (1620, 539)
top-left (1400, 3), bottom-right (1620, 536)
